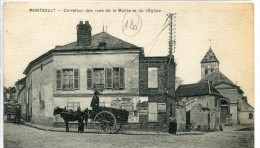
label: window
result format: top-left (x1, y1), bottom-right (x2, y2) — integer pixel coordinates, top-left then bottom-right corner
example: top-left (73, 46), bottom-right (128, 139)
top-left (74, 69), bottom-right (79, 89)
top-left (63, 69), bottom-right (74, 90)
top-left (56, 69), bottom-right (80, 90)
top-left (249, 112), bottom-right (253, 119)
top-left (148, 67), bottom-right (158, 88)
top-left (205, 69), bottom-right (208, 75)
top-left (56, 70), bottom-right (62, 89)
top-left (158, 103), bottom-right (166, 113)
top-left (39, 91), bottom-right (44, 110)
top-left (105, 69), bottom-right (112, 88)
top-left (93, 68), bottom-right (105, 89)
top-left (87, 69), bottom-right (92, 90)
top-left (113, 68), bottom-right (125, 89)
top-left (87, 68), bottom-right (125, 90)
top-left (67, 102), bottom-right (80, 111)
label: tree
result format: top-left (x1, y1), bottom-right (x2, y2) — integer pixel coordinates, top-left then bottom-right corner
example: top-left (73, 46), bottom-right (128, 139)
top-left (175, 77), bottom-right (183, 90)
top-left (4, 86), bottom-right (16, 102)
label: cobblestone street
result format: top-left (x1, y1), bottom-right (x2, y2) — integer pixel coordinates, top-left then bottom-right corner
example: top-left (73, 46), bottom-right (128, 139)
top-left (4, 123), bottom-right (254, 148)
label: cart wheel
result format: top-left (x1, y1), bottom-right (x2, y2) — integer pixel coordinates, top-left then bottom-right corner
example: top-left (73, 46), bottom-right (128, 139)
top-left (93, 111), bottom-right (117, 134)
top-left (113, 124), bottom-right (122, 134)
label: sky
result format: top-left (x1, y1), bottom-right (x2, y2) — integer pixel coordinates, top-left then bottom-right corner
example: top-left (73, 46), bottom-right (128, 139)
top-left (3, 2), bottom-right (254, 106)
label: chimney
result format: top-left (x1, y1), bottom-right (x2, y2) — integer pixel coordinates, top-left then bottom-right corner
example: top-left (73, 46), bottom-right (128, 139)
top-left (77, 21), bottom-right (92, 46)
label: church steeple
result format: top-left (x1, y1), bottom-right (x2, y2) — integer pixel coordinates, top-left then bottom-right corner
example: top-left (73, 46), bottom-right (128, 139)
top-left (201, 47), bottom-right (219, 79)
top-left (201, 47), bottom-right (219, 63)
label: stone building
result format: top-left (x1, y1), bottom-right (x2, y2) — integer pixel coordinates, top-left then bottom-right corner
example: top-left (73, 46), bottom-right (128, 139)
top-left (199, 47), bottom-right (254, 125)
top-left (15, 77), bottom-right (30, 121)
top-left (175, 47), bottom-right (254, 131)
top-left (19, 21), bottom-right (176, 127)
top-left (176, 82), bottom-right (223, 131)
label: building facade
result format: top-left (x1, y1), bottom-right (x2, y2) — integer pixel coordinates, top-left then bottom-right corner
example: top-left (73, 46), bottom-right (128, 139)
top-left (20, 21), bottom-right (176, 127)
top-left (176, 82), bottom-right (223, 131)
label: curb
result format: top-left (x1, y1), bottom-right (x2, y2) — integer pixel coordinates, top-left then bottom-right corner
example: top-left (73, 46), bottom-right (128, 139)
top-left (21, 122), bottom-right (170, 135)
top-left (20, 122), bottom-right (205, 135)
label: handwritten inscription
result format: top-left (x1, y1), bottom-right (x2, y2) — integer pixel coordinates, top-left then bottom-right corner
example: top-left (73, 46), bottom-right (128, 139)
top-left (122, 13), bottom-right (142, 37)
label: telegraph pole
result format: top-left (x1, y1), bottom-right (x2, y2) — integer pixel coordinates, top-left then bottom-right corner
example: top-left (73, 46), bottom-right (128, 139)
top-left (167, 13), bottom-right (177, 57)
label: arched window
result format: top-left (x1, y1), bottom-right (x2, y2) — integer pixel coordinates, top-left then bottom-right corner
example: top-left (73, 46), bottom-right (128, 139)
top-left (249, 112), bottom-right (253, 119)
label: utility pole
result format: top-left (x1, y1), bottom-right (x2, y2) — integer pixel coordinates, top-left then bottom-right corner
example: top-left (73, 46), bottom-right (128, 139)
top-left (167, 13), bottom-right (177, 57)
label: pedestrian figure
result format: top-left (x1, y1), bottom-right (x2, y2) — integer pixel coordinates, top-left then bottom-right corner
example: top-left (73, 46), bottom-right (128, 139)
top-left (168, 116), bottom-right (177, 134)
top-left (76, 107), bottom-right (84, 133)
top-left (15, 104), bottom-right (21, 125)
top-left (90, 90), bottom-right (100, 117)
top-left (219, 123), bottom-right (223, 131)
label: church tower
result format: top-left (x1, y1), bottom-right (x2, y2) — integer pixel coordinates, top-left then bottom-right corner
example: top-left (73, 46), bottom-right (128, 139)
top-left (200, 47), bottom-right (219, 79)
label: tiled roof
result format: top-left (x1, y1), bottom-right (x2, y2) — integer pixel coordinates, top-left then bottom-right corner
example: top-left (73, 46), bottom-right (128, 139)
top-left (54, 32), bottom-right (141, 51)
top-left (176, 83), bottom-right (222, 98)
top-left (199, 70), bottom-right (236, 86)
top-left (24, 32), bottom-right (142, 74)
top-left (201, 47), bottom-right (219, 63)
top-left (15, 77), bottom-right (26, 85)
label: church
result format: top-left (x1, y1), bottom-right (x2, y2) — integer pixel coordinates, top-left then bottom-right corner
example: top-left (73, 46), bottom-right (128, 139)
top-left (176, 47), bottom-right (254, 131)
top-left (199, 47), bottom-right (254, 125)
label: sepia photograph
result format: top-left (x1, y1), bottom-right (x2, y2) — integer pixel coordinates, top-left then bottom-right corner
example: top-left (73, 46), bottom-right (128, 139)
top-left (2, 1), bottom-right (254, 148)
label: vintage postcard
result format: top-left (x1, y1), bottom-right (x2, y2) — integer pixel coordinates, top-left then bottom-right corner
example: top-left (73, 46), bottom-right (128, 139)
top-left (2, 1), bottom-right (254, 148)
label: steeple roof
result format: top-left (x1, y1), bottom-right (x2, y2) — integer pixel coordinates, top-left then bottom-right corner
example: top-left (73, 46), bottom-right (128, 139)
top-left (201, 47), bottom-right (219, 63)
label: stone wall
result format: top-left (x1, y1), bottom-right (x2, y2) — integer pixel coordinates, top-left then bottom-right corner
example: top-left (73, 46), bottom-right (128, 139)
top-left (176, 102), bottom-right (186, 132)
top-left (30, 60), bottom-right (54, 125)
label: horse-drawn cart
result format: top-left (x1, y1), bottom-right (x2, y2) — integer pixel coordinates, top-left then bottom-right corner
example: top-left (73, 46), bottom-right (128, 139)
top-left (53, 106), bottom-right (129, 134)
top-left (91, 106), bottom-right (129, 134)
top-left (6, 103), bottom-right (21, 122)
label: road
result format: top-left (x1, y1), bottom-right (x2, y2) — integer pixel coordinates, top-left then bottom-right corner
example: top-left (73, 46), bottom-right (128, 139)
top-left (4, 123), bottom-right (254, 148)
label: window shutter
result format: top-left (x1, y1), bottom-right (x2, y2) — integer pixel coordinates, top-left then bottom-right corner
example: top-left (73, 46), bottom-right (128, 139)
top-left (105, 69), bottom-right (112, 88)
top-left (56, 70), bottom-right (62, 90)
top-left (74, 69), bottom-right (79, 89)
top-left (119, 68), bottom-right (125, 89)
top-left (87, 69), bottom-right (92, 90)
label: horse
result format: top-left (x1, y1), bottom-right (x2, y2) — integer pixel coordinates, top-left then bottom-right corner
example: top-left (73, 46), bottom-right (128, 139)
top-left (53, 107), bottom-right (89, 132)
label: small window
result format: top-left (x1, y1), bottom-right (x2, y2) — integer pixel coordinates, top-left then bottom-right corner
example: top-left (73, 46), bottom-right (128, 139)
top-left (148, 67), bottom-right (158, 88)
top-left (249, 112), bottom-right (253, 119)
top-left (39, 91), bottom-right (44, 110)
top-left (205, 69), bottom-right (208, 75)
top-left (67, 102), bottom-right (80, 111)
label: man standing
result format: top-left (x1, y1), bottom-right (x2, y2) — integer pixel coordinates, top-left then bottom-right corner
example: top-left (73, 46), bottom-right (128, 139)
top-left (76, 107), bottom-right (84, 133)
top-left (90, 91), bottom-right (100, 116)
top-left (15, 104), bottom-right (21, 125)
top-left (168, 116), bottom-right (177, 134)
